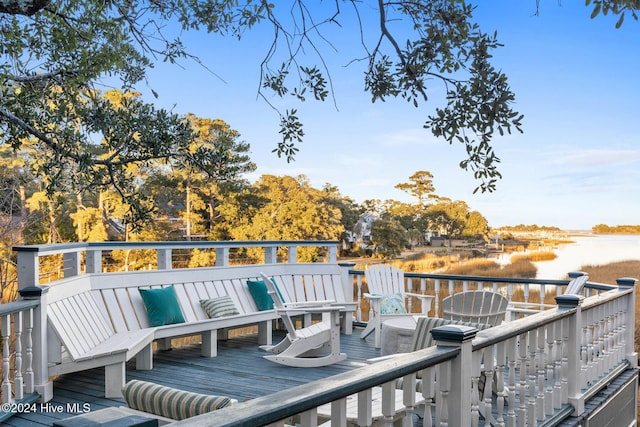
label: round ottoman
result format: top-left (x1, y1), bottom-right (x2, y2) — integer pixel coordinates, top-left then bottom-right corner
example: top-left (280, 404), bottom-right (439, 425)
top-left (380, 316), bottom-right (418, 356)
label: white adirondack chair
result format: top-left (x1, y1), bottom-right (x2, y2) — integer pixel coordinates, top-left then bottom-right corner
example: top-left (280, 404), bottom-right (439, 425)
top-left (507, 273), bottom-right (589, 317)
top-left (442, 290), bottom-right (509, 326)
top-left (360, 265), bottom-right (434, 348)
top-left (259, 272), bottom-right (347, 367)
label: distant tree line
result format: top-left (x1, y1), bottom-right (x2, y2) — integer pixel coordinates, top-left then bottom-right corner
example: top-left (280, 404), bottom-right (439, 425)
top-left (494, 224), bottom-right (563, 234)
top-left (592, 224), bottom-right (640, 234)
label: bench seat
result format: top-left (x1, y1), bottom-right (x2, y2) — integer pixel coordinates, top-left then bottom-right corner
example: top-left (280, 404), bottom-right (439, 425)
top-left (44, 262), bottom-right (355, 398)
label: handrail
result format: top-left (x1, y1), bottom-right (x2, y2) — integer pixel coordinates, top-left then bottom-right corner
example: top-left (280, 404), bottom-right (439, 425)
top-left (172, 345), bottom-right (460, 426)
top-left (13, 240), bottom-right (340, 289)
top-left (11, 240), bottom-right (340, 255)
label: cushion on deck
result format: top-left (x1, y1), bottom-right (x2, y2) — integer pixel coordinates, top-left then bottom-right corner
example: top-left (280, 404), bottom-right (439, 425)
top-left (122, 380), bottom-right (233, 420)
top-left (200, 296), bottom-right (239, 318)
top-left (139, 286), bottom-right (186, 327)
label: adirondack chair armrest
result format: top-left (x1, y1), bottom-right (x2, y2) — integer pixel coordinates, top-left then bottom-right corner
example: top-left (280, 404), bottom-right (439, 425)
top-left (284, 305), bottom-right (344, 314)
top-left (283, 300), bottom-right (336, 308)
top-left (405, 293), bottom-right (434, 314)
top-left (506, 301), bottom-right (555, 317)
top-left (362, 293), bottom-right (382, 300)
top-left (405, 292), bottom-right (432, 300)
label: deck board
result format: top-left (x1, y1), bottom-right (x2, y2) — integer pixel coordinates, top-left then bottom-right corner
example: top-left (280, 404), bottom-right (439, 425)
top-left (5, 328), bottom-right (379, 426)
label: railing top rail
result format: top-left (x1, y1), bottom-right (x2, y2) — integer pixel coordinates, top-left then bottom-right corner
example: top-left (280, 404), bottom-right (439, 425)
top-left (472, 305), bottom-right (576, 351)
top-left (0, 299), bottom-right (40, 316)
top-left (12, 240), bottom-right (340, 255)
top-left (171, 345), bottom-right (459, 427)
top-left (349, 268), bottom-right (618, 290)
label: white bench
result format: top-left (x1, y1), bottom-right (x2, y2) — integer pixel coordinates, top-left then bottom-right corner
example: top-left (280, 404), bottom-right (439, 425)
top-left (44, 263), bottom-right (356, 398)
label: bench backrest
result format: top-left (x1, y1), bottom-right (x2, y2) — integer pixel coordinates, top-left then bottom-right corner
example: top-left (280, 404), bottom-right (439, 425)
top-left (46, 263), bottom-right (346, 335)
top-left (46, 276), bottom-right (116, 361)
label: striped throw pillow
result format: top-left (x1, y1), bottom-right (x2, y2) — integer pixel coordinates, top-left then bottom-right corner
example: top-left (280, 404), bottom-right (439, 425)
top-left (122, 380), bottom-right (234, 420)
top-left (200, 296), bottom-right (239, 318)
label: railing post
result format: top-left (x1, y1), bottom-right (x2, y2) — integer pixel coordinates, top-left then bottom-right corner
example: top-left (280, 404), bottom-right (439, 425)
top-left (287, 245), bottom-right (297, 263)
top-left (157, 248), bottom-right (172, 270)
top-left (432, 324), bottom-right (477, 426)
top-left (556, 293), bottom-right (584, 415)
top-left (338, 262), bottom-right (356, 335)
top-left (17, 250), bottom-right (39, 290)
top-left (18, 286), bottom-right (53, 402)
top-left (616, 277), bottom-right (637, 368)
top-left (338, 263), bottom-right (355, 304)
top-left (63, 252), bottom-right (80, 277)
top-left (215, 247), bottom-right (229, 266)
top-left (327, 244), bottom-right (337, 263)
top-left (85, 249), bottom-right (102, 273)
top-left (264, 245), bottom-right (277, 264)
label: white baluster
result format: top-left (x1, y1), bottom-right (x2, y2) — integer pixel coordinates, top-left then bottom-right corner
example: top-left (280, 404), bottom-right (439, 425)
top-left (1, 314), bottom-right (11, 404)
top-left (527, 330), bottom-right (537, 426)
top-left (402, 374), bottom-right (417, 427)
top-left (357, 388), bottom-right (372, 427)
top-left (422, 366), bottom-right (435, 427)
top-left (507, 336), bottom-right (517, 427)
top-left (482, 347), bottom-right (495, 426)
top-left (536, 326), bottom-right (546, 421)
top-left (553, 318), bottom-right (563, 410)
top-left (471, 351), bottom-right (481, 427)
top-left (24, 307), bottom-right (34, 395)
top-left (438, 362), bottom-right (450, 427)
top-left (517, 333), bottom-right (528, 427)
top-left (14, 311), bottom-right (23, 400)
top-left (381, 381), bottom-right (395, 427)
top-left (495, 341), bottom-right (506, 427)
top-left (545, 322), bottom-right (556, 416)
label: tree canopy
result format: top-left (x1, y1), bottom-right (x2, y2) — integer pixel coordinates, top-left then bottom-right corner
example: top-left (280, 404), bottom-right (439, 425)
top-left (1, 0), bottom-right (636, 227)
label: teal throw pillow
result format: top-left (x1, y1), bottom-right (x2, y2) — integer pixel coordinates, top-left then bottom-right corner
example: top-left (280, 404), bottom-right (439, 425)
top-left (380, 293), bottom-right (407, 314)
top-left (200, 296), bottom-right (239, 318)
top-left (139, 286), bottom-right (186, 326)
top-left (246, 279), bottom-right (284, 311)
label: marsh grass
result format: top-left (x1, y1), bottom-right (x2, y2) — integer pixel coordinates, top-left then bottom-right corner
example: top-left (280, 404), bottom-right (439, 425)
top-left (511, 251), bottom-right (557, 263)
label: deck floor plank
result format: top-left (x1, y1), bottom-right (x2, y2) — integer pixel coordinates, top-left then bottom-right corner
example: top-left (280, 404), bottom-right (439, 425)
top-left (5, 328), bottom-right (379, 426)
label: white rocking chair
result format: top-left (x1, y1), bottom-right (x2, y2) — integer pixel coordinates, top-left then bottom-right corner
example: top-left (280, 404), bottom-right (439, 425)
top-left (259, 272), bottom-right (347, 368)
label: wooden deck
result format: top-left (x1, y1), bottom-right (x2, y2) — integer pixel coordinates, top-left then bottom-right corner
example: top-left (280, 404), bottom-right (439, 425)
top-left (4, 327), bottom-right (380, 426)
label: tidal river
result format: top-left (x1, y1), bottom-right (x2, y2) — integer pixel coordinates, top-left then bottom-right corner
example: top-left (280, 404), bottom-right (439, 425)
top-left (531, 234), bottom-right (640, 280)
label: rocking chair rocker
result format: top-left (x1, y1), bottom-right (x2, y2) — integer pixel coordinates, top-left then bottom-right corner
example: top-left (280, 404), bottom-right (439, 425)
top-left (259, 272), bottom-right (347, 368)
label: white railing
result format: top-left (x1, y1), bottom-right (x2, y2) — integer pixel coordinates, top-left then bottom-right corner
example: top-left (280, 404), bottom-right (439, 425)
top-left (5, 241), bottom-right (638, 426)
top-left (12, 240), bottom-right (339, 289)
top-left (0, 297), bottom-right (41, 422)
top-left (170, 281), bottom-right (637, 426)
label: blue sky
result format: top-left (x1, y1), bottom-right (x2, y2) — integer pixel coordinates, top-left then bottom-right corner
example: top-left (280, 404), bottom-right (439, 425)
top-left (140, 1), bottom-right (640, 231)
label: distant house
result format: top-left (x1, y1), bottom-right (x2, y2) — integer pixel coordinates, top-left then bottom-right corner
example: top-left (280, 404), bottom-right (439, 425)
top-left (351, 213), bottom-right (378, 248)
